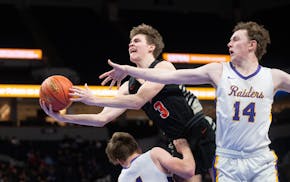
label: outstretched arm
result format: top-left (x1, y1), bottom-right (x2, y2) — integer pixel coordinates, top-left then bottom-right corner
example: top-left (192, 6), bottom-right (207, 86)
top-left (69, 78), bottom-right (164, 110)
top-left (151, 139), bottom-right (195, 179)
top-left (73, 61), bottom-right (175, 110)
top-left (99, 59), bottom-right (128, 89)
top-left (100, 59), bottom-right (220, 87)
top-left (39, 100), bottom-right (126, 127)
top-left (39, 81), bottom-right (129, 127)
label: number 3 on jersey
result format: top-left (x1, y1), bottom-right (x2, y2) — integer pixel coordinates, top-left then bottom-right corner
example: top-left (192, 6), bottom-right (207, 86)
top-left (154, 101), bottom-right (169, 119)
top-left (233, 101), bottom-right (256, 122)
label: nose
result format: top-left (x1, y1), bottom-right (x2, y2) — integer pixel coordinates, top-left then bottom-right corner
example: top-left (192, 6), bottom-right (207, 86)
top-left (129, 41), bottom-right (134, 47)
top-left (227, 41), bottom-right (232, 48)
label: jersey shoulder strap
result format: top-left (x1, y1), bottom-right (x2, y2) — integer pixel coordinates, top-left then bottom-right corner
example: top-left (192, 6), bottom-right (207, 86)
top-left (149, 59), bottom-right (163, 68)
top-left (128, 59), bottom-right (163, 94)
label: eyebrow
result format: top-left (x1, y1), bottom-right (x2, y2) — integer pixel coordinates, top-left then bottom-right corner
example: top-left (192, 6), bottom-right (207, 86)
top-left (230, 35), bottom-right (239, 41)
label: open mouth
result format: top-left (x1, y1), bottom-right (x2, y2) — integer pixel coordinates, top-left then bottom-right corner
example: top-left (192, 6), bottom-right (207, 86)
top-left (129, 48), bottom-right (137, 54)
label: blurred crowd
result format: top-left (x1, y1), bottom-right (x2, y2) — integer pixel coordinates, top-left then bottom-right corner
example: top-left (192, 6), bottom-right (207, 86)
top-left (0, 134), bottom-right (289, 182)
top-left (0, 136), bottom-right (116, 182)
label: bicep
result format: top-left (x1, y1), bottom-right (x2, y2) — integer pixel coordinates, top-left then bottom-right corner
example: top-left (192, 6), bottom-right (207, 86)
top-left (101, 107), bottom-right (127, 122)
top-left (118, 80), bottom-right (164, 109)
top-left (272, 69), bottom-right (290, 93)
top-left (152, 148), bottom-right (187, 175)
top-left (172, 63), bottom-right (221, 86)
top-left (136, 81), bottom-right (164, 102)
top-left (99, 81), bottom-right (128, 120)
top-left (125, 64), bottom-right (167, 105)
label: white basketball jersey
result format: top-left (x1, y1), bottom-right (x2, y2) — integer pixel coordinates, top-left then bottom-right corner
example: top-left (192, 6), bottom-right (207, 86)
top-left (216, 62), bottom-right (274, 152)
top-left (118, 150), bottom-right (171, 182)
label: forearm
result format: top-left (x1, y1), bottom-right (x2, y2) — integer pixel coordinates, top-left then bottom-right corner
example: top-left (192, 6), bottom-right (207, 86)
top-left (164, 150), bottom-right (195, 179)
top-left (181, 148), bottom-right (195, 168)
top-left (55, 114), bottom-right (109, 127)
top-left (125, 65), bottom-right (207, 85)
top-left (172, 139), bottom-right (196, 178)
top-left (85, 95), bottom-right (143, 110)
top-left (125, 65), bottom-right (177, 84)
top-left (177, 148), bottom-right (196, 178)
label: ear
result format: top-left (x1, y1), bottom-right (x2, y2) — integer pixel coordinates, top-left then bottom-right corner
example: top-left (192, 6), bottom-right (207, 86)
top-left (148, 44), bottom-right (156, 53)
top-left (137, 147), bottom-right (142, 154)
top-left (248, 39), bottom-right (257, 51)
top-left (117, 159), bottom-right (125, 166)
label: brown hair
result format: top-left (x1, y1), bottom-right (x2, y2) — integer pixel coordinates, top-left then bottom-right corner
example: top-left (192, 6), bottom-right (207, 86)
top-left (233, 21), bottom-right (271, 60)
top-left (105, 132), bottom-right (140, 165)
top-left (130, 23), bottom-right (165, 59)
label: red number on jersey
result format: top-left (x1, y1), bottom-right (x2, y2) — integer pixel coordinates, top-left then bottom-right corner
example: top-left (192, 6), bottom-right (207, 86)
top-left (154, 101), bottom-right (169, 119)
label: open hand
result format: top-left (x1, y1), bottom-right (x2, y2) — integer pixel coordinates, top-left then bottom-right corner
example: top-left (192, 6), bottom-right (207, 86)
top-left (99, 59), bottom-right (128, 89)
top-left (69, 84), bottom-right (95, 105)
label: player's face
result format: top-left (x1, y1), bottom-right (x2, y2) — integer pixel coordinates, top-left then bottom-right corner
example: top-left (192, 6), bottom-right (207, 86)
top-left (227, 29), bottom-right (252, 62)
top-left (128, 34), bottom-right (151, 63)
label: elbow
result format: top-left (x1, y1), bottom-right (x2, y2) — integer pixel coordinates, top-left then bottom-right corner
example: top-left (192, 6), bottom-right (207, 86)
top-left (183, 171), bottom-right (195, 179)
top-left (96, 121), bottom-right (106, 127)
top-left (129, 100), bottom-right (144, 110)
top-left (183, 166), bottom-right (196, 179)
top-left (131, 104), bottom-right (142, 110)
top-left (187, 170), bottom-right (196, 179)
top-left (93, 115), bottom-right (111, 127)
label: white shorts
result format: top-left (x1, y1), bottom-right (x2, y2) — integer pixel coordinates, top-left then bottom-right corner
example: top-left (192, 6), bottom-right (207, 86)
top-left (213, 148), bottom-right (279, 182)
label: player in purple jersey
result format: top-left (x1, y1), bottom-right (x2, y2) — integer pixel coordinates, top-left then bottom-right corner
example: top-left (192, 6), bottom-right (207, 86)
top-left (106, 132), bottom-right (195, 182)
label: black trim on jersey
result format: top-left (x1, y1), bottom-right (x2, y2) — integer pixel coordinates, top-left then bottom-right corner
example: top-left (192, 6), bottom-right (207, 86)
top-left (148, 59), bottom-right (162, 68)
top-left (128, 59), bottom-right (205, 139)
top-left (167, 176), bottom-right (174, 182)
top-left (182, 111), bottom-right (205, 137)
top-left (127, 59), bottom-right (216, 175)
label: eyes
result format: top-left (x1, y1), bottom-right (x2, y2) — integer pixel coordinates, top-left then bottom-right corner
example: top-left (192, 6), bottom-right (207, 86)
top-left (130, 38), bottom-right (141, 44)
top-left (229, 35), bottom-right (240, 43)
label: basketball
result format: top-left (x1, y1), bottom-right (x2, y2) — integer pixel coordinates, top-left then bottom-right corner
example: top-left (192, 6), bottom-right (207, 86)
top-left (39, 75), bottom-right (73, 111)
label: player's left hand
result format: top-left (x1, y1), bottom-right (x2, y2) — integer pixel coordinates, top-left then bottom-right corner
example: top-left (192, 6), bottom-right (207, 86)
top-left (173, 138), bottom-right (190, 154)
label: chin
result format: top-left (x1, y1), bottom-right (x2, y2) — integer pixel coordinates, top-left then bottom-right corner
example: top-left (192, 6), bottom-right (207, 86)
top-left (130, 57), bottom-right (140, 63)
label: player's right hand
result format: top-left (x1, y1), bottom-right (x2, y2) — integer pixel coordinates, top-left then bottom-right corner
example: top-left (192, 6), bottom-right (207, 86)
top-left (39, 99), bottom-right (62, 121)
top-left (173, 138), bottom-right (190, 154)
top-left (99, 59), bottom-right (128, 89)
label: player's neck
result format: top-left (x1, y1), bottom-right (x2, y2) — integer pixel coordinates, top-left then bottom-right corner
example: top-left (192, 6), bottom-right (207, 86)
top-left (231, 60), bottom-right (259, 76)
top-left (135, 55), bottom-right (156, 68)
top-left (122, 153), bottom-right (141, 168)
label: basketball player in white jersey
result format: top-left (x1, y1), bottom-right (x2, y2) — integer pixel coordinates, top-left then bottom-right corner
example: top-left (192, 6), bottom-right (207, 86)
top-left (105, 132), bottom-right (195, 182)
top-left (100, 21), bottom-right (290, 181)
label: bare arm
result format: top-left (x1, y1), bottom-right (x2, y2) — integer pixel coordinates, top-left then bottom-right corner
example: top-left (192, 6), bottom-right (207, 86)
top-left (39, 82), bottom-right (130, 127)
top-left (272, 68), bottom-right (290, 93)
top-left (70, 81), bottom-right (164, 110)
top-left (39, 100), bottom-right (126, 127)
top-left (151, 139), bottom-right (195, 179)
top-left (100, 60), bottom-right (221, 87)
top-left (73, 62), bottom-right (175, 110)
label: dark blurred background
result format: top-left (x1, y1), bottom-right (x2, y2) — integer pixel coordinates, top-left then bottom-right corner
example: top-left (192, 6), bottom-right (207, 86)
top-left (0, 0), bottom-right (290, 181)
top-left (0, 0), bottom-right (290, 85)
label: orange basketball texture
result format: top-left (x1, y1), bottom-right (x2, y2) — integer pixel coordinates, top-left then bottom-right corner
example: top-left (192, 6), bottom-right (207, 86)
top-left (39, 75), bottom-right (73, 111)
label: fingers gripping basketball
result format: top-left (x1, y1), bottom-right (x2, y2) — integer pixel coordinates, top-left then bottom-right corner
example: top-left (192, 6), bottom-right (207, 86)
top-left (39, 75), bottom-right (73, 111)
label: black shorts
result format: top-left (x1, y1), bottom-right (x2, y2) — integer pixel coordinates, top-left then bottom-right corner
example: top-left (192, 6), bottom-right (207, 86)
top-left (168, 117), bottom-right (216, 175)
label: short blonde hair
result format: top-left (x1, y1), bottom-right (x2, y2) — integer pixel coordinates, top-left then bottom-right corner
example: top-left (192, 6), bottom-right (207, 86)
top-left (130, 23), bottom-right (164, 59)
